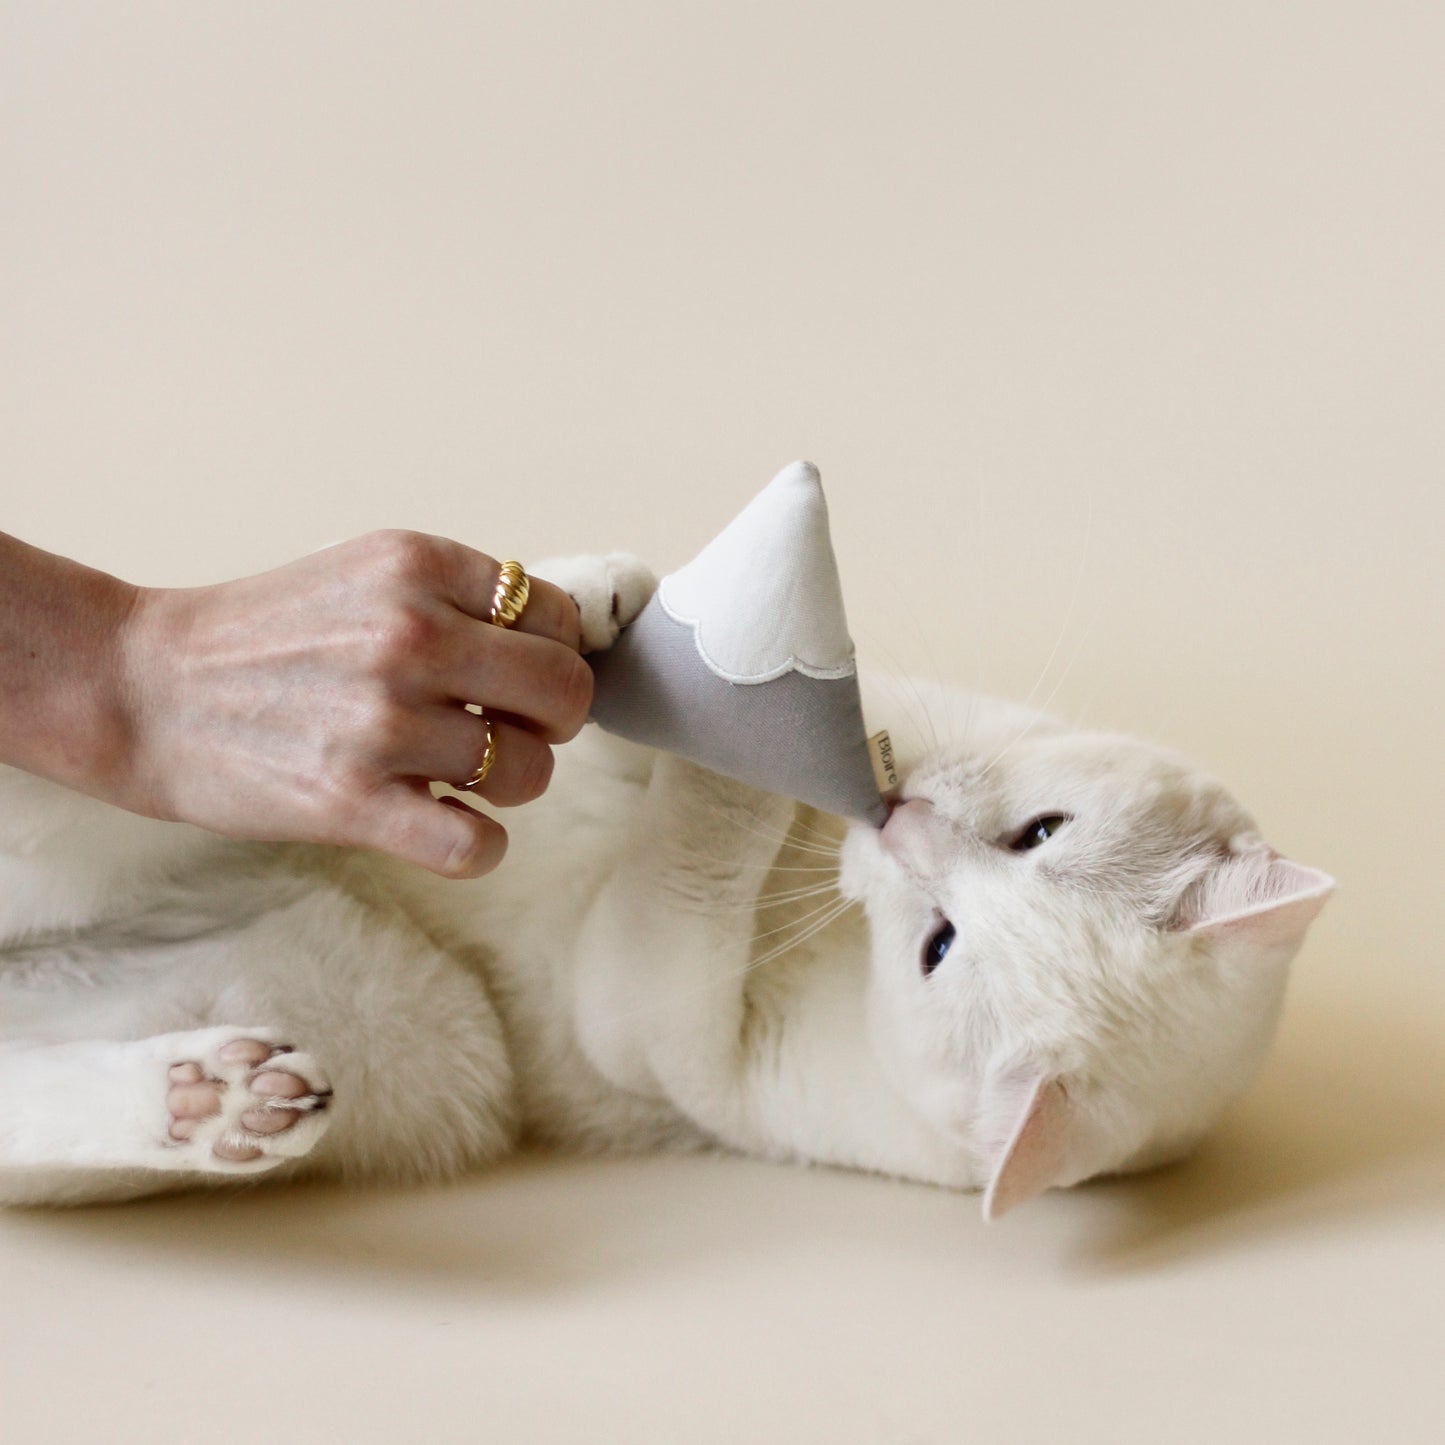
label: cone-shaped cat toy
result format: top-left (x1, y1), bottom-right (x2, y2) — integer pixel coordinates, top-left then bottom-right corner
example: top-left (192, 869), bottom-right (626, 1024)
top-left (589, 461), bottom-right (889, 825)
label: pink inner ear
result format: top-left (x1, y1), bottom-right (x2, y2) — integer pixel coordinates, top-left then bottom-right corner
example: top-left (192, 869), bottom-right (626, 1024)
top-left (982, 1076), bottom-right (1071, 1223)
top-left (1180, 853), bottom-right (1336, 947)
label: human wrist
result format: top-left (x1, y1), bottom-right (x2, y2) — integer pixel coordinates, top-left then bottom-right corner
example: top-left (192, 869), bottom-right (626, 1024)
top-left (0, 533), bottom-right (144, 802)
top-left (48, 569), bottom-right (145, 804)
top-left (109, 582), bottom-right (194, 820)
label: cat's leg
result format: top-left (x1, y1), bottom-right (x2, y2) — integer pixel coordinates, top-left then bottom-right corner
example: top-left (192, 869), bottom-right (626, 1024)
top-left (573, 756), bottom-right (801, 1153)
top-left (572, 761), bottom-right (963, 1180)
top-left (0, 1027), bottom-right (329, 1178)
top-left (0, 876), bottom-right (518, 1205)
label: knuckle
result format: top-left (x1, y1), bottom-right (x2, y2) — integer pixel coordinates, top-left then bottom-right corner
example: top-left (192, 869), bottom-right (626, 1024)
top-left (321, 774), bottom-right (381, 844)
top-left (367, 700), bottom-right (413, 760)
top-left (363, 528), bottom-right (437, 584)
top-left (371, 603), bottom-right (442, 670)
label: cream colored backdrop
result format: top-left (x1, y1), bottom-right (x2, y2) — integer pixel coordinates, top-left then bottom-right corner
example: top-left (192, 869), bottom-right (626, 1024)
top-left (2, 4), bottom-right (1441, 1442)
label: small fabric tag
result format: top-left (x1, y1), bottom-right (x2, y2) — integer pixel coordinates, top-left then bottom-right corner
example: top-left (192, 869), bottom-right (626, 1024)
top-left (868, 729), bottom-right (900, 797)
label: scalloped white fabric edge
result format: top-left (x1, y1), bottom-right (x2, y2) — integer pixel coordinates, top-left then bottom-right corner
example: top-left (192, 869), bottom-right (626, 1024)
top-left (655, 460), bottom-right (857, 685)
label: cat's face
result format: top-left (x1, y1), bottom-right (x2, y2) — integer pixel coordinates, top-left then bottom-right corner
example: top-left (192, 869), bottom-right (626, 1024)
top-left (838, 709), bottom-right (1332, 1218)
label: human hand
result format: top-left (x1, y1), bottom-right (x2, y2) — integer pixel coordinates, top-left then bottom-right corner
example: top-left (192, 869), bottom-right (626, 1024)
top-left (114, 531), bottom-right (590, 877)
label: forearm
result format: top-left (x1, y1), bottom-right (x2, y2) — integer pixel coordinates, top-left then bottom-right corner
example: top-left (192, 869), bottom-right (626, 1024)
top-left (0, 531), bottom-right (141, 801)
top-left (0, 527), bottom-right (591, 875)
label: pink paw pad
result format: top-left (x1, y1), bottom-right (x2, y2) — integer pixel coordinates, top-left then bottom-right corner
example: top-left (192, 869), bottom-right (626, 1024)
top-left (163, 1031), bottom-right (331, 1169)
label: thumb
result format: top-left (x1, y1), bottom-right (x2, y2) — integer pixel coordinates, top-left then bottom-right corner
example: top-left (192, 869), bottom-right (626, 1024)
top-left (353, 782), bottom-right (508, 878)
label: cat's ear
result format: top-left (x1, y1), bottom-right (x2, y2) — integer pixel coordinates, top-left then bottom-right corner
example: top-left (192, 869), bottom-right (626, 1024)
top-left (979, 1071), bottom-right (1073, 1222)
top-left (1173, 848), bottom-right (1336, 947)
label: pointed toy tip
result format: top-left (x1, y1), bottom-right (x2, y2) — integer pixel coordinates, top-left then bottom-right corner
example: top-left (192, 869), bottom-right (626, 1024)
top-left (774, 459), bottom-right (822, 491)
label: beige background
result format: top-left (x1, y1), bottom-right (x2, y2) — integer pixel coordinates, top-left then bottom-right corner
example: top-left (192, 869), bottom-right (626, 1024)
top-left (2, 3), bottom-right (1442, 1441)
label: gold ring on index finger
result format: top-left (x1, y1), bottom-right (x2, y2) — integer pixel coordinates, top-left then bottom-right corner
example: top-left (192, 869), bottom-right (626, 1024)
top-left (489, 560), bottom-right (530, 629)
top-left (458, 711), bottom-right (498, 791)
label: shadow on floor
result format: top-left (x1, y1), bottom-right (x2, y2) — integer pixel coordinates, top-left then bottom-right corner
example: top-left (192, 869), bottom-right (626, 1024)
top-left (1069, 988), bottom-right (1445, 1273)
top-left (8, 987), bottom-right (1442, 1290)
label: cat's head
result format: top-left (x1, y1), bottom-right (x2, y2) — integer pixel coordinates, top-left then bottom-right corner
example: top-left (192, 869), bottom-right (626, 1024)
top-left (839, 689), bottom-right (1333, 1220)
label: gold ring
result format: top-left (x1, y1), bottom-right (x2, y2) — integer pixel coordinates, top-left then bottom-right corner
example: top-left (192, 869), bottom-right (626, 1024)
top-left (458, 712), bottom-right (497, 791)
top-left (490, 560), bottom-right (530, 629)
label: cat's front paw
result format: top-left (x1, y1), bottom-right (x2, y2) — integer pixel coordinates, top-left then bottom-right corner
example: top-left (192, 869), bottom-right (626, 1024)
top-left (164, 1027), bottom-right (331, 1172)
top-left (532, 553), bottom-right (657, 654)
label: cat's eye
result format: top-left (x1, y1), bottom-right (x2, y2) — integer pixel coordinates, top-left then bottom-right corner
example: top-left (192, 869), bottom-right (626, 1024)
top-left (1008, 814), bottom-right (1071, 852)
top-left (922, 920), bottom-right (955, 977)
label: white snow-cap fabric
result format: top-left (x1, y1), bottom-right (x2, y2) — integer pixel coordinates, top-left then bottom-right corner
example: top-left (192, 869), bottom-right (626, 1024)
top-left (589, 461), bottom-right (887, 825)
top-left (657, 460), bottom-right (856, 684)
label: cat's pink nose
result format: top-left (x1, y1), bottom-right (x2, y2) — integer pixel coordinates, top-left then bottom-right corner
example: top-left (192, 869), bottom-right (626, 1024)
top-left (880, 798), bottom-right (933, 859)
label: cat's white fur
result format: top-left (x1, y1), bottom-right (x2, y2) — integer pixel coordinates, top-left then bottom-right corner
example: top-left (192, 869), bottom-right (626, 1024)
top-left (0, 555), bottom-right (1332, 1216)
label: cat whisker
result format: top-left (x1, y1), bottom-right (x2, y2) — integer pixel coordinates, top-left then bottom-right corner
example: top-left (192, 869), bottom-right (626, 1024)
top-left (680, 882), bottom-right (843, 917)
top-left (585, 895), bottom-right (859, 1034)
top-left (877, 598), bottom-right (944, 753)
top-left (740, 893), bottom-right (854, 950)
top-left (681, 852), bottom-right (841, 875)
top-left (1017, 610), bottom-right (1099, 740)
top-left (976, 597), bottom-right (1103, 780)
top-left (855, 636), bottom-right (942, 758)
top-left (1021, 494), bottom-right (1093, 716)
top-left (665, 763), bottom-right (855, 864)
top-left (742, 896), bottom-right (859, 973)
top-left (690, 802), bottom-right (843, 859)
top-left (751, 879), bottom-right (842, 905)
top-left (783, 812), bottom-right (848, 849)
top-left (975, 496), bottom-right (1095, 782)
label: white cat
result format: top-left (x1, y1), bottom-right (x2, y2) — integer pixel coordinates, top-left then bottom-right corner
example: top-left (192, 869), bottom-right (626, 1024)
top-left (0, 554), bottom-right (1333, 1217)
